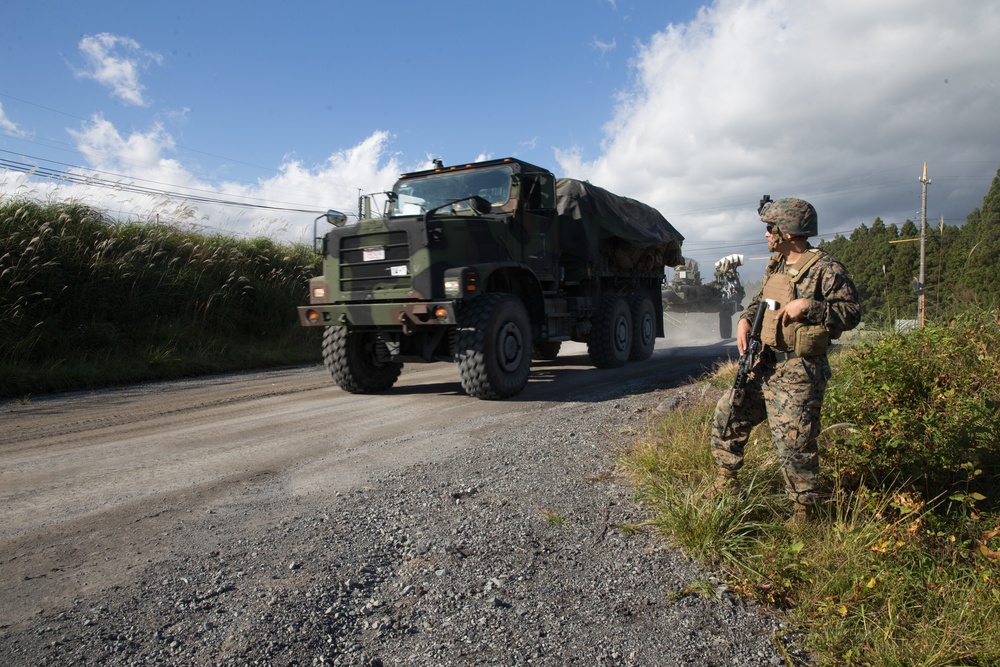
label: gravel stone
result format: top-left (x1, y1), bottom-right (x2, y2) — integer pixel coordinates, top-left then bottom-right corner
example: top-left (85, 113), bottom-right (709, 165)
top-left (0, 385), bottom-right (810, 666)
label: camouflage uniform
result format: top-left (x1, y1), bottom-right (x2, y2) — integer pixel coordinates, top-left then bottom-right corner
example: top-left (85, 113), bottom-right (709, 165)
top-left (711, 206), bottom-right (860, 506)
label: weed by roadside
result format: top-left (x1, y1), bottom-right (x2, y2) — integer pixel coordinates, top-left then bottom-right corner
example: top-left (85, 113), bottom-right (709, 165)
top-left (0, 200), bottom-right (322, 398)
top-left (623, 315), bottom-right (1000, 666)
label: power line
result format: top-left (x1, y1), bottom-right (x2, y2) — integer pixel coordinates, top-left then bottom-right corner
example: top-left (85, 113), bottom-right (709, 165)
top-left (0, 92), bottom-right (283, 177)
top-left (664, 166), bottom-right (993, 219)
top-left (0, 92), bottom-right (367, 192)
top-left (0, 150), bottom-right (361, 216)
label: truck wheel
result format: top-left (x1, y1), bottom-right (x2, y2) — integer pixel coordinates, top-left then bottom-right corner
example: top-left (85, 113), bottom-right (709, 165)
top-left (455, 293), bottom-right (532, 399)
top-left (532, 341), bottom-right (562, 361)
top-left (719, 309), bottom-right (733, 339)
top-left (588, 293), bottom-right (632, 369)
top-left (322, 326), bottom-right (402, 393)
top-left (627, 292), bottom-right (656, 361)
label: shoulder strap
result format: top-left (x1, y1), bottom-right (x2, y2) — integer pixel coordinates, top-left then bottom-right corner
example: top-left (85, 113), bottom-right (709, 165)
top-left (763, 252), bottom-right (783, 280)
top-left (787, 247), bottom-right (827, 284)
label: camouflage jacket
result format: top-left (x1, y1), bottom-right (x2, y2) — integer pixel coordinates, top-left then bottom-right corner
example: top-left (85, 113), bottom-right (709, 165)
top-left (742, 246), bottom-right (861, 338)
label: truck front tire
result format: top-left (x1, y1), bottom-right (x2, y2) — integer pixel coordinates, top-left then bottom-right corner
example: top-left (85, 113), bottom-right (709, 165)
top-left (323, 326), bottom-right (403, 393)
top-left (627, 292), bottom-right (656, 361)
top-left (588, 293), bottom-right (632, 368)
top-left (456, 293), bottom-right (532, 399)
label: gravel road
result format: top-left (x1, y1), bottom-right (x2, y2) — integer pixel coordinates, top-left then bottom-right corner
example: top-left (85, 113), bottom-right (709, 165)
top-left (1, 324), bottom-right (802, 666)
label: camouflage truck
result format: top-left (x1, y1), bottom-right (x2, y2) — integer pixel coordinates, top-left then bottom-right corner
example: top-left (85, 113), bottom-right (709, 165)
top-left (299, 157), bottom-right (684, 399)
top-left (661, 254), bottom-right (746, 338)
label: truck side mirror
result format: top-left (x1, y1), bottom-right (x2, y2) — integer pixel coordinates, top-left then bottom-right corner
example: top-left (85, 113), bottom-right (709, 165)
top-left (326, 210), bottom-right (348, 227)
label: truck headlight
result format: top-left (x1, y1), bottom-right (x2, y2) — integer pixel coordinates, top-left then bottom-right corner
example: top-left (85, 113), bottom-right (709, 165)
top-left (308, 277), bottom-right (330, 303)
top-left (443, 268), bottom-right (477, 299)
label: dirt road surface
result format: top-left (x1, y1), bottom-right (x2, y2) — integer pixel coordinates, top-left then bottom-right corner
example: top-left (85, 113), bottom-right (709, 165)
top-left (1, 320), bottom-right (793, 665)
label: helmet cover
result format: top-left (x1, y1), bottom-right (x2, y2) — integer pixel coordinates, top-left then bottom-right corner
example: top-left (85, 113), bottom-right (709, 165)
top-left (760, 198), bottom-right (818, 237)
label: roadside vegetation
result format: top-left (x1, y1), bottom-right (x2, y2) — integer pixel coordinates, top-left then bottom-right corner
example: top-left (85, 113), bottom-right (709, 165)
top-left (622, 311), bottom-right (1000, 666)
top-left (620, 167), bottom-right (1000, 663)
top-left (0, 200), bottom-right (321, 399)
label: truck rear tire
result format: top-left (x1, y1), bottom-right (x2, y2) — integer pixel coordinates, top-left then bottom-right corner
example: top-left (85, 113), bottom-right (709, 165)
top-left (588, 293), bottom-right (632, 369)
top-left (719, 309), bottom-right (733, 339)
top-left (627, 292), bottom-right (656, 361)
top-left (455, 293), bottom-right (532, 399)
top-left (322, 326), bottom-right (402, 393)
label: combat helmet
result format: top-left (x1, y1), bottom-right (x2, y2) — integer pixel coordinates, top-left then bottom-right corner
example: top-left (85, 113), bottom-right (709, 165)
top-left (759, 197), bottom-right (818, 238)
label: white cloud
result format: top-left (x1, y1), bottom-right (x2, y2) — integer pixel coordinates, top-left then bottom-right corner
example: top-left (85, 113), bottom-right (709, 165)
top-left (7, 116), bottom-right (405, 244)
top-left (557, 0), bottom-right (1000, 274)
top-left (592, 37), bottom-right (617, 56)
top-left (75, 33), bottom-right (163, 107)
top-left (0, 102), bottom-right (27, 137)
top-left (70, 115), bottom-right (179, 176)
top-left (244, 132), bottom-right (405, 239)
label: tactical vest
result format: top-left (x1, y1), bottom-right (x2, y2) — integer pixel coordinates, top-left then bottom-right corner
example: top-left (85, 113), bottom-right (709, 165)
top-left (760, 248), bottom-right (826, 352)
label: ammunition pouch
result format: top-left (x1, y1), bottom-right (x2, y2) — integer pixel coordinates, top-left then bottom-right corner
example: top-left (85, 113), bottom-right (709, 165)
top-left (793, 324), bottom-right (830, 357)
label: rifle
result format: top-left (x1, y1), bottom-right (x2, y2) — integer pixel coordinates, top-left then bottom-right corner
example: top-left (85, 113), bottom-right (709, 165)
top-left (723, 302), bottom-right (766, 438)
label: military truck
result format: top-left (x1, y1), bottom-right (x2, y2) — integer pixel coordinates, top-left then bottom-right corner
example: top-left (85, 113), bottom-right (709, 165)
top-left (299, 157), bottom-right (684, 399)
top-left (661, 254), bottom-right (745, 338)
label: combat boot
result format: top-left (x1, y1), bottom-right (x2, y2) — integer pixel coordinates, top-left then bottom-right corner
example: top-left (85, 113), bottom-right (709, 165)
top-left (707, 467), bottom-right (739, 498)
top-left (789, 500), bottom-right (813, 525)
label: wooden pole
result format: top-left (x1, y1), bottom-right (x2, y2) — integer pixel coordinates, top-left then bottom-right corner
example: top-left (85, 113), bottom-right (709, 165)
top-left (918, 163), bottom-right (930, 327)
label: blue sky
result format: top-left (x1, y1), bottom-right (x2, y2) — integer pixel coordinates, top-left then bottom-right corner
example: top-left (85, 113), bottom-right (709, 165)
top-left (3, 0), bottom-right (999, 280)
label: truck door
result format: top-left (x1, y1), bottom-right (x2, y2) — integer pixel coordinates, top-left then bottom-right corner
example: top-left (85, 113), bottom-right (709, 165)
top-left (515, 173), bottom-right (557, 282)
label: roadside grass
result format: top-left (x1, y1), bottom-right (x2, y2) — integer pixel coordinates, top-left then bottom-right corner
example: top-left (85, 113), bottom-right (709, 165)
top-left (0, 200), bottom-right (322, 399)
top-left (622, 312), bottom-right (1000, 666)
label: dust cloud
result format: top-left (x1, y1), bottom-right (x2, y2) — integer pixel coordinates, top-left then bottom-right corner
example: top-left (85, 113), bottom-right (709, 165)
top-left (662, 311), bottom-right (735, 345)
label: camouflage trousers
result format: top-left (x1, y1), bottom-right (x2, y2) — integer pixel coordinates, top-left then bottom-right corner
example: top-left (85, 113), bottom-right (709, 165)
top-left (711, 352), bottom-right (831, 504)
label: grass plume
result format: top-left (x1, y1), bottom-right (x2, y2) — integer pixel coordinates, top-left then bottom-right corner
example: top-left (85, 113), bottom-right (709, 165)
top-left (0, 200), bottom-right (321, 397)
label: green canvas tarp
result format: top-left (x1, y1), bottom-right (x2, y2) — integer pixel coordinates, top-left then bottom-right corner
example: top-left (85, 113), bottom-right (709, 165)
top-left (555, 178), bottom-right (685, 270)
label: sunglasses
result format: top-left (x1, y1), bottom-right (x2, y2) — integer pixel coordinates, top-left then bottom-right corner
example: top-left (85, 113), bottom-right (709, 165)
top-left (766, 224), bottom-right (777, 234)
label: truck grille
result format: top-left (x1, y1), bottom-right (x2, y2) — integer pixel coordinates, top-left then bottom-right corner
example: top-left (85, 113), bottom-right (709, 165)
top-left (338, 230), bottom-right (412, 294)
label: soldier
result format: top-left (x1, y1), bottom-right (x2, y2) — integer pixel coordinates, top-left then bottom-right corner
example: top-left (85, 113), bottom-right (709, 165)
top-left (709, 198), bottom-right (861, 523)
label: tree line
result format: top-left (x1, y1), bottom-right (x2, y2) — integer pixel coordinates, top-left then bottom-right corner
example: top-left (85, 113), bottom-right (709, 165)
top-left (817, 166), bottom-right (1000, 326)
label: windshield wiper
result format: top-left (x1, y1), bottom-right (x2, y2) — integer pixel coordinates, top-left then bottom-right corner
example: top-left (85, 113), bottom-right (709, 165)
top-left (423, 195), bottom-right (491, 222)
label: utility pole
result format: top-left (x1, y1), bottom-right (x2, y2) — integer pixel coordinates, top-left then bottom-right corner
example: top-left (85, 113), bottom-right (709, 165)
top-left (918, 162), bottom-right (930, 327)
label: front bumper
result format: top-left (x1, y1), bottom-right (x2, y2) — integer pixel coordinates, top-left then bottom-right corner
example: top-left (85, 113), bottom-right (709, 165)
top-left (298, 301), bottom-right (458, 330)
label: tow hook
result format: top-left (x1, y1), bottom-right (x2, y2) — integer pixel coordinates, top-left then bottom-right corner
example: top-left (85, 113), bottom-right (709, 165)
top-left (398, 311), bottom-right (414, 335)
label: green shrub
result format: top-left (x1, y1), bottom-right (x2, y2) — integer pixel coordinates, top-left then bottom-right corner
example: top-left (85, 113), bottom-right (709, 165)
top-left (823, 311), bottom-right (1000, 502)
top-left (623, 313), bottom-right (1000, 666)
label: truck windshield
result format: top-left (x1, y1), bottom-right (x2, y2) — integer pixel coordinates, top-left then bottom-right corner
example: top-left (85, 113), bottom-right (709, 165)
top-left (392, 166), bottom-right (512, 216)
